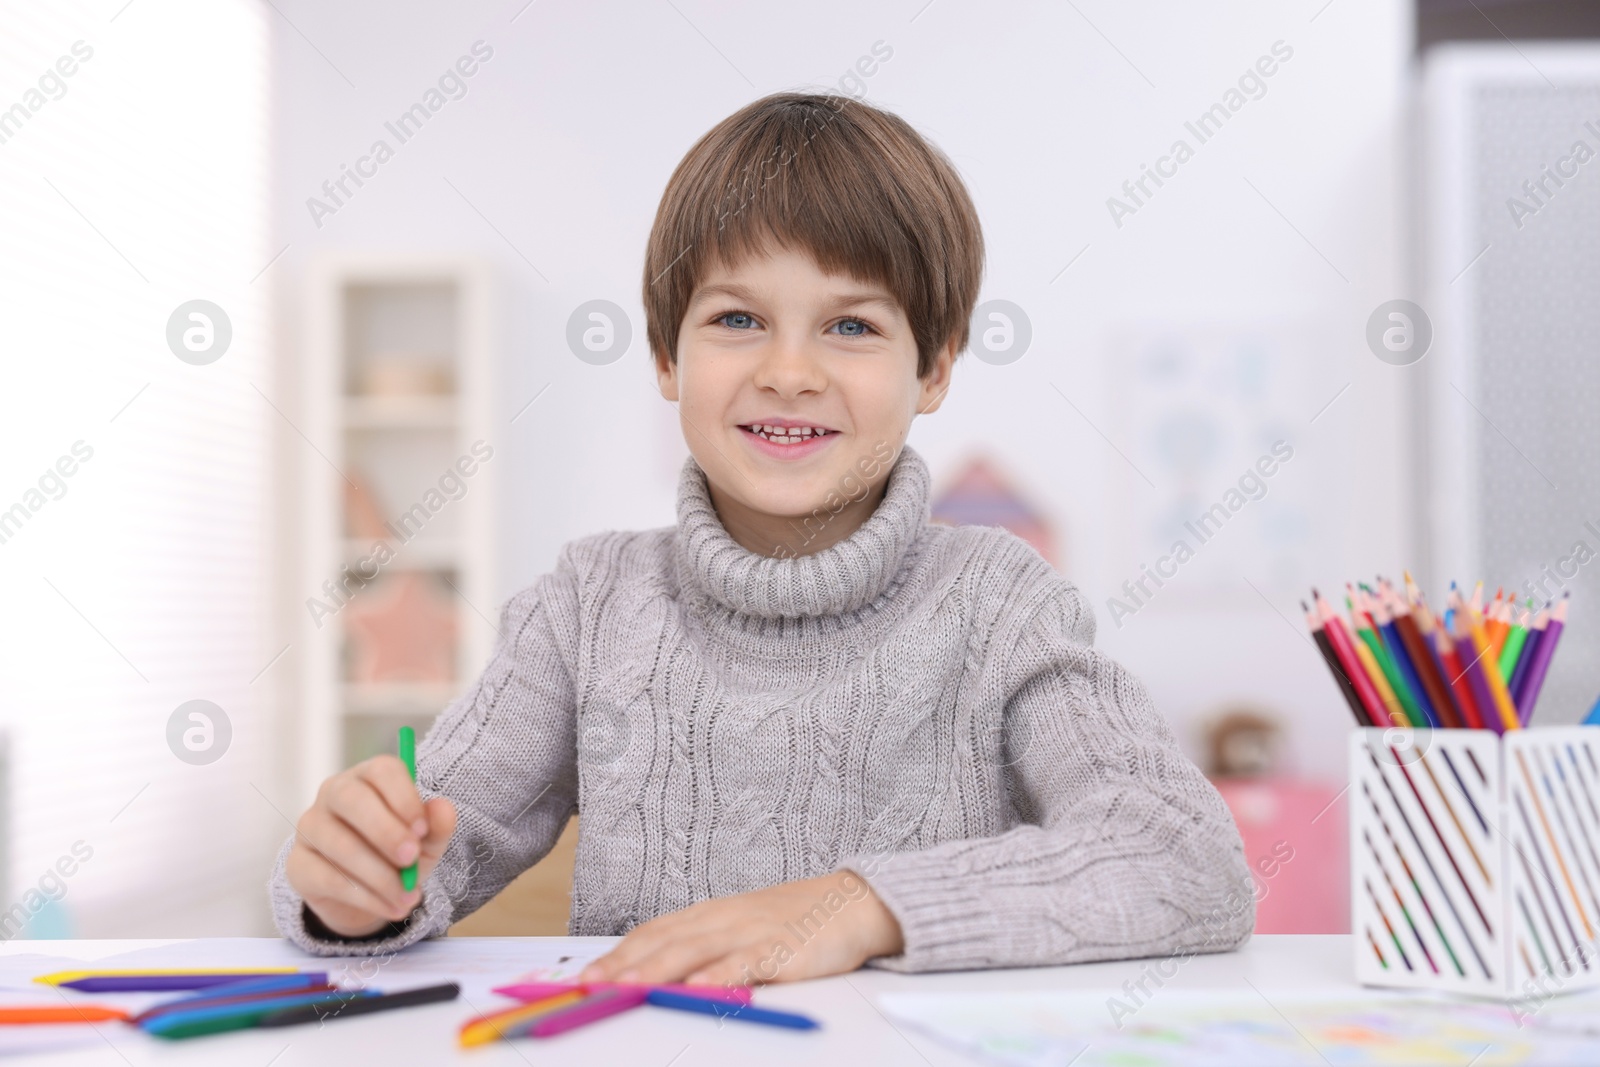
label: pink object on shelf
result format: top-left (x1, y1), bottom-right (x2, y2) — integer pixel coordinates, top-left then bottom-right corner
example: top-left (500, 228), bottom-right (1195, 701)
top-left (1213, 776), bottom-right (1349, 934)
top-left (342, 570), bottom-right (458, 684)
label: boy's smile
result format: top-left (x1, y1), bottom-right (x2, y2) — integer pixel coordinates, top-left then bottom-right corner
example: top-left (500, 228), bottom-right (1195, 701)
top-left (657, 243), bottom-right (954, 558)
top-left (737, 419), bottom-right (838, 459)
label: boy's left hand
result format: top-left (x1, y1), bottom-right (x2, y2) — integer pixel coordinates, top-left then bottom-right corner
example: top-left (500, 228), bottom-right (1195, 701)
top-left (577, 870), bottom-right (903, 986)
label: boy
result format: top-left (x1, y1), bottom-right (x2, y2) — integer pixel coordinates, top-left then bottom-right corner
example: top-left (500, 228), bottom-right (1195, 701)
top-left (272, 91), bottom-right (1254, 983)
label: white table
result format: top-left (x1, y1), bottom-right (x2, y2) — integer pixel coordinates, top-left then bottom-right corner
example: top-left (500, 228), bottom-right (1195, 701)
top-left (0, 934), bottom-right (1356, 1065)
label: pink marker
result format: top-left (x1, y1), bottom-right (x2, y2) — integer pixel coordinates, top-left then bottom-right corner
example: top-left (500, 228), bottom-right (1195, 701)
top-left (493, 980), bottom-right (753, 1005)
top-left (507, 986), bottom-right (647, 1039)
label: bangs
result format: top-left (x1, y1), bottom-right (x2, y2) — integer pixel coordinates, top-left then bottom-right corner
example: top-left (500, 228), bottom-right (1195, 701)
top-left (644, 92), bottom-right (983, 377)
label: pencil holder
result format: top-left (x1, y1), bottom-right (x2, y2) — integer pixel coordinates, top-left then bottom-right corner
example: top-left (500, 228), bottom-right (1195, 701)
top-left (1349, 726), bottom-right (1600, 1000)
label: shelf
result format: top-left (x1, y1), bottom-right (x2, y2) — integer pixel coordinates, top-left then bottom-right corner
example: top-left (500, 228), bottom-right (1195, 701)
top-left (343, 682), bottom-right (464, 716)
top-left (344, 395), bottom-right (458, 429)
top-left (340, 537), bottom-right (463, 568)
top-left (304, 254), bottom-right (494, 787)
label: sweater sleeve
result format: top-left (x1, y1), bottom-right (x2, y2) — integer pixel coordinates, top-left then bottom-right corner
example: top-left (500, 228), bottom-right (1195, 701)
top-left (268, 564), bottom-right (581, 956)
top-left (840, 572), bottom-right (1255, 973)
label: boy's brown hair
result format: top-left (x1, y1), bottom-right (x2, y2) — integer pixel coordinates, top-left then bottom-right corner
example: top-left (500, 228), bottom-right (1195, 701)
top-left (642, 91), bottom-right (984, 379)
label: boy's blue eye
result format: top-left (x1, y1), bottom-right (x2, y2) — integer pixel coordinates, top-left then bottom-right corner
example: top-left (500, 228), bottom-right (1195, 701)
top-left (833, 318), bottom-right (873, 336)
top-left (718, 312), bottom-right (756, 330)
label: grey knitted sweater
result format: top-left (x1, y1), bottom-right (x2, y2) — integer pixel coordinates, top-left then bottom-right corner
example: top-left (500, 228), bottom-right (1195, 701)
top-left (269, 446), bottom-right (1254, 971)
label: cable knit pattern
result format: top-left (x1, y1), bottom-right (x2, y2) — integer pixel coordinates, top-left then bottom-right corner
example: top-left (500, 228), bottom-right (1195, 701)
top-left (268, 446), bottom-right (1254, 971)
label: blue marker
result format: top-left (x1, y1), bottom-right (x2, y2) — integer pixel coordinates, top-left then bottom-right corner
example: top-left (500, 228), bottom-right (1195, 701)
top-left (645, 989), bottom-right (819, 1030)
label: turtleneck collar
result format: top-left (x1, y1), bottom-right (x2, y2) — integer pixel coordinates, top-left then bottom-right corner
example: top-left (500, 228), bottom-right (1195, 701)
top-left (673, 446), bottom-right (931, 620)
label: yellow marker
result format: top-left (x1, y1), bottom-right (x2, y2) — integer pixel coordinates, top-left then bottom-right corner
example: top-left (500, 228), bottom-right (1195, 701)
top-left (459, 991), bottom-right (585, 1048)
top-left (34, 967), bottom-right (300, 986)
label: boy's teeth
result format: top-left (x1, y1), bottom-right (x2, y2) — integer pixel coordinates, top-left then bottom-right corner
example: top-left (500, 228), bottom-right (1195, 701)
top-left (749, 425), bottom-right (828, 442)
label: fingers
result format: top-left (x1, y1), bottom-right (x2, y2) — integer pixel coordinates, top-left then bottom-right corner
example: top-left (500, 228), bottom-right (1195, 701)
top-left (322, 764), bottom-right (422, 871)
top-left (422, 797), bottom-right (457, 855)
top-left (357, 756), bottom-right (428, 836)
top-left (284, 759), bottom-right (449, 939)
top-left (583, 910), bottom-right (735, 985)
top-left (684, 955), bottom-right (755, 987)
top-left (293, 806), bottom-right (418, 921)
top-left (580, 915), bottom-right (675, 981)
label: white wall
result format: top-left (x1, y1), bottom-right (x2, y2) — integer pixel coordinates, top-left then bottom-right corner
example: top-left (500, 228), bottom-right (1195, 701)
top-left (269, 0), bottom-right (1413, 783)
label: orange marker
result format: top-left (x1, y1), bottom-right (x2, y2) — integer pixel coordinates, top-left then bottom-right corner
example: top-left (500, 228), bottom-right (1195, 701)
top-left (0, 1006), bottom-right (130, 1023)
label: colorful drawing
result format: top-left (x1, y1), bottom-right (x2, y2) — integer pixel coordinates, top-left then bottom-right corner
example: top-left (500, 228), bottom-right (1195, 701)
top-left (878, 989), bottom-right (1600, 1067)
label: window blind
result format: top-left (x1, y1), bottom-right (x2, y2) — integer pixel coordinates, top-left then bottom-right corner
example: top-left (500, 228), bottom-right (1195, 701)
top-left (0, 0), bottom-right (276, 936)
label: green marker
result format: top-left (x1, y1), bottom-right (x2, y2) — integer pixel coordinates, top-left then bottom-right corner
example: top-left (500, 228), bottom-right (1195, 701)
top-left (398, 726), bottom-right (418, 892)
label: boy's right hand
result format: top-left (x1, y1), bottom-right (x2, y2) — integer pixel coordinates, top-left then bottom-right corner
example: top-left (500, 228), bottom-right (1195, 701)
top-left (285, 756), bottom-right (457, 939)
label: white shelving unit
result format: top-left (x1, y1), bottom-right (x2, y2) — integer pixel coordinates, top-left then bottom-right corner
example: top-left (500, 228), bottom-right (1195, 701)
top-left (301, 254), bottom-right (496, 794)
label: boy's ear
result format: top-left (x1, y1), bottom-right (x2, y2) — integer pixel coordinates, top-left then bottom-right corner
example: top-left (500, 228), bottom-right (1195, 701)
top-left (917, 338), bottom-right (958, 415)
top-left (655, 348), bottom-right (680, 402)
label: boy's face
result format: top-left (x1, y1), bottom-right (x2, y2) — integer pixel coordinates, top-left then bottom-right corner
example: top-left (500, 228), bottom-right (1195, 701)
top-left (658, 244), bottom-right (953, 532)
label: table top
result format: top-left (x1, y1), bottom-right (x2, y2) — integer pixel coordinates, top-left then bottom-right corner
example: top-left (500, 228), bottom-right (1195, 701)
top-left (0, 934), bottom-right (1355, 1065)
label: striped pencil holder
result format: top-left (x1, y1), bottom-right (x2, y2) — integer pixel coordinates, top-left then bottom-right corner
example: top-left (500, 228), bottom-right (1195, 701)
top-left (1350, 726), bottom-right (1600, 999)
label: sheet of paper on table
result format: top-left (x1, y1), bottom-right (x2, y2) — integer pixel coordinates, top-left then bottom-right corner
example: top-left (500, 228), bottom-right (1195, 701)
top-left (877, 988), bottom-right (1600, 1067)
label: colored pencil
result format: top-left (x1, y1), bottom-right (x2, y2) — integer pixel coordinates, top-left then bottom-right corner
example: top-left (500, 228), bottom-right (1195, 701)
top-left (1363, 781), bottom-right (1465, 977)
top-left (1372, 593), bottom-right (1438, 728)
top-left (1355, 588), bottom-right (1422, 727)
top-left (1305, 600), bottom-right (1371, 725)
top-left (1367, 927), bottom-right (1390, 969)
top-left (1447, 625), bottom-right (1500, 736)
top-left (1310, 575), bottom-right (1572, 733)
top-left (1364, 829), bottom-right (1437, 972)
top-left (1486, 590), bottom-right (1510, 659)
top-left (1509, 604), bottom-right (1550, 708)
top-left (1516, 751), bottom-right (1595, 942)
top-left (1452, 592), bottom-right (1521, 733)
top-left (1365, 878), bottom-right (1413, 971)
top-left (1515, 593), bottom-right (1567, 722)
top-left (1354, 639), bottom-right (1406, 726)
top-left (1498, 601), bottom-right (1532, 681)
top-left (1397, 593), bottom-right (1462, 729)
top-left (1315, 591), bottom-right (1386, 725)
top-left (1393, 752), bottom-right (1493, 934)
top-left (1432, 628), bottom-right (1485, 731)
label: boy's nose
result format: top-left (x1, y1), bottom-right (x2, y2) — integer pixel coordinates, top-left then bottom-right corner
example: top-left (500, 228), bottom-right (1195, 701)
top-left (751, 334), bottom-right (827, 396)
